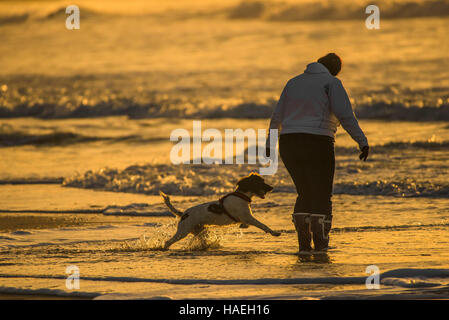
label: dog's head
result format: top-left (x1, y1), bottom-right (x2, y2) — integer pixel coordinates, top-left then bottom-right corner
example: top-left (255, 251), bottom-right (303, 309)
top-left (236, 172), bottom-right (273, 199)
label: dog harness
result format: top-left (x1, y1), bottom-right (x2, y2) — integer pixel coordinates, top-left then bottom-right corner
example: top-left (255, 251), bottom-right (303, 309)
top-left (208, 191), bottom-right (252, 222)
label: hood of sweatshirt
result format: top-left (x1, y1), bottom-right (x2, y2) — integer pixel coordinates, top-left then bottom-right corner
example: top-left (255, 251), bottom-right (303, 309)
top-left (304, 62), bottom-right (330, 74)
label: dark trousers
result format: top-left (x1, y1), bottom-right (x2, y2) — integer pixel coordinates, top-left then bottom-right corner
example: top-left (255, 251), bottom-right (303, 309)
top-left (279, 132), bottom-right (335, 217)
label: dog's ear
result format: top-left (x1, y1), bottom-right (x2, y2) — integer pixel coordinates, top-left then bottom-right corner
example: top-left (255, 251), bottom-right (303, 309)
top-left (237, 173), bottom-right (264, 192)
top-left (236, 175), bottom-right (250, 191)
top-left (237, 173), bottom-right (259, 191)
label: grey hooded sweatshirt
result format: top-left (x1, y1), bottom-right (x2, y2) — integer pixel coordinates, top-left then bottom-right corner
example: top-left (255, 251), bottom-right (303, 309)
top-left (268, 62), bottom-right (368, 150)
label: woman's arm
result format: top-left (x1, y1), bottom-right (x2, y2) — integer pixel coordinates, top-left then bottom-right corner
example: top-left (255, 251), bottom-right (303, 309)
top-left (328, 78), bottom-right (369, 151)
top-left (266, 84), bottom-right (288, 155)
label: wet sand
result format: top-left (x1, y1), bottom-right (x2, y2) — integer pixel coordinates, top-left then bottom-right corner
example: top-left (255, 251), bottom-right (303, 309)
top-left (0, 293), bottom-right (93, 300)
top-left (0, 214), bottom-right (94, 233)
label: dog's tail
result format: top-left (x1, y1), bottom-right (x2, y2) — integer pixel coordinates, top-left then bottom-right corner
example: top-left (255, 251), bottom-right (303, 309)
top-left (159, 191), bottom-right (183, 217)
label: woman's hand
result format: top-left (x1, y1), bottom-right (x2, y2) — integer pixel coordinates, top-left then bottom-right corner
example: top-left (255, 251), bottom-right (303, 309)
top-left (359, 145), bottom-right (369, 161)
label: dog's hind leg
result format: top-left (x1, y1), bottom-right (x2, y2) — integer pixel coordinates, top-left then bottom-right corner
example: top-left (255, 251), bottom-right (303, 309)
top-left (192, 224), bottom-right (205, 236)
top-left (164, 223), bottom-right (191, 249)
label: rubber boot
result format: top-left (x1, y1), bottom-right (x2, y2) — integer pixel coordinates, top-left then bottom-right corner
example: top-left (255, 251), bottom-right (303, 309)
top-left (292, 213), bottom-right (312, 253)
top-left (310, 214), bottom-right (332, 252)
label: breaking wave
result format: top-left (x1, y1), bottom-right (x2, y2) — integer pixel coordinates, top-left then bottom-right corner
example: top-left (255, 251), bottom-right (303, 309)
top-left (0, 101), bottom-right (170, 119)
top-left (63, 164), bottom-right (242, 196)
top-left (334, 180), bottom-right (449, 198)
top-left (0, 7), bottom-right (102, 26)
top-left (0, 13), bottom-right (29, 26)
top-left (1, 73), bottom-right (448, 120)
top-left (355, 103), bottom-right (449, 121)
top-left (0, 177), bottom-right (63, 185)
top-left (1, 99), bottom-right (448, 121)
top-left (42, 7), bottom-right (103, 21)
top-left (0, 130), bottom-right (166, 147)
top-left (63, 163), bottom-right (449, 198)
top-left (335, 140), bottom-right (449, 154)
top-left (0, 98), bottom-right (275, 119)
top-left (0, 130), bottom-right (102, 147)
top-left (227, 0), bottom-right (449, 21)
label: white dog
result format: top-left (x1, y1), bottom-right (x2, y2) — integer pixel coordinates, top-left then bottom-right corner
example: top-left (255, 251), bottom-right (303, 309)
top-left (160, 173), bottom-right (281, 249)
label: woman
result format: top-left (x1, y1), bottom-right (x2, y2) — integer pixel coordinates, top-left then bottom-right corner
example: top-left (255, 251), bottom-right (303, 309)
top-left (266, 53), bottom-right (369, 253)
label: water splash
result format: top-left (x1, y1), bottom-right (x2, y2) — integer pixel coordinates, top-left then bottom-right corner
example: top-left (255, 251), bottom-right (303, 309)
top-left (110, 222), bottom-right (177, 252)
top-left (107, 223), bottom-right (223, 252)
top-left (182, 227), bottom-right (223, 251)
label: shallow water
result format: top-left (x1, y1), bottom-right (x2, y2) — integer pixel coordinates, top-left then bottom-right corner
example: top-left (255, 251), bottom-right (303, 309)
top-left (0, 118), bottom-right (448, 298)
top-left (0, 190), bottom-right (449, 299)
top-left (0, 0), bottom-right (449, 299)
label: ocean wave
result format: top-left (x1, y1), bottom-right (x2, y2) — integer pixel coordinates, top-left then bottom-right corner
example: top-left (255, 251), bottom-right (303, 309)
top-left (63, 164), bottom-right (242, 196)
top-left (381, 278), bottom-right (441, 288)
top-left (0, 177), bottom-right (63, 185)
top-left (1, 127), bottom-right (447, 152)
top-left (0, 130), bottom-right (101, 147)
top-left (373, 140), bottom-right (449, 151)
top-left (1, 98), bottom-right (448, 121)
top-left (0, 7), bottom-right (102, 26)
top-left (0, 209), bottom-right (103, 214)
top-left (331, 222), bottom-right (449, 233)
top-left (334, 180), bottom-right (449, 198)
top-left (355, 102), bottom-right (449, 121)
top-left (0, 13), bottom-right (29, 26)
top-left (335, 140), bottom-right (449, 154)
top-left (63, 163), bottom-right (449, 198)
top-left (0, 286), bottom-right (99, 298)
top-left (42, 6), bottom-right (102, 21)
top-left (0, 236), bottom-right (15, 241)
top-left (103, 203), bottom-right (174, 217)
top-left (246, 221), bottom-right (449, 234)
top-left (0, 102), bottom-right (162, 119)
top-left (0, 99), bottom-right (275, 119)
top-left (0, 237), bottom-right (142, 251)
top-left (227, 0), bottom-right (449, 21)
top-left (0, 129), bottom-right (166, 147)
top-left (10, 231), bottom-right (32, 235)
top-left (214, 99), bottom-right (449, 122)
top-left (262, 221), bottom-right (449, 235)
top-left (1, 73), bottom-right (448, 120)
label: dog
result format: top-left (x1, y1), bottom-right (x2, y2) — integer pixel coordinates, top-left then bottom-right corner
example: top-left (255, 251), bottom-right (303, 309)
top-left (159, 172), bottom-right (281, 249)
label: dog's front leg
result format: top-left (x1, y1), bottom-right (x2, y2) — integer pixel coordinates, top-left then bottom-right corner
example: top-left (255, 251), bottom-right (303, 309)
top-left (241, 215), bottom-right (281, 237)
